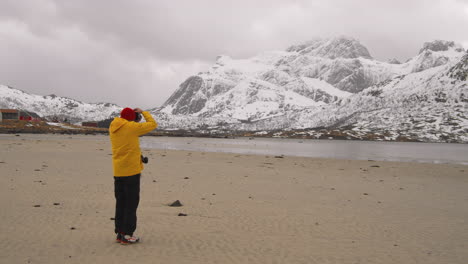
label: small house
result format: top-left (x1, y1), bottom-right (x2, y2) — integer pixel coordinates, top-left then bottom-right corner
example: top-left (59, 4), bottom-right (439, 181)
top-left (0, 109), bottom-right (19, 122)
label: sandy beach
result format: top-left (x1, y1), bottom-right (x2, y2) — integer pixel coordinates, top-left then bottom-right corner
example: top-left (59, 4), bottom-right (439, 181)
top-left (1, 134), bottom-right (467, 264)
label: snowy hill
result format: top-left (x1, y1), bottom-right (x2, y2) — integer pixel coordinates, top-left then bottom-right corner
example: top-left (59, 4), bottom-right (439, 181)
top-left (158, 37), bottom-right (467, 142)
top-left (1, 37), bottom-right (466, 143)
top-left (161, 38), bottom-right (464, 118)
top-left (0, 85), bottom-right (121, 123)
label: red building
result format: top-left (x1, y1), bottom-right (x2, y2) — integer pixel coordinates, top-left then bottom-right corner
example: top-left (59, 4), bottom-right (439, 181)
top-left (0, 109), bottom-right (41, 122)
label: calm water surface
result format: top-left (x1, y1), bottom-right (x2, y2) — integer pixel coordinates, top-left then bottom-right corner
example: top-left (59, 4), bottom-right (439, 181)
top-left (140, 136), bottom-right (468, 165)
top-left (1, 134), bottom-right (466, 165)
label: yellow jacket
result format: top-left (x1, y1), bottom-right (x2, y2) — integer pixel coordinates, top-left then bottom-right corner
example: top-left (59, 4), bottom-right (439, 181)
top-left (109, 111), bottom-right (157, 177)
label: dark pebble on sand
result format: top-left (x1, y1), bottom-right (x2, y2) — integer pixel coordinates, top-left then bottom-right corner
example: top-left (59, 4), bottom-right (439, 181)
top-left (153, 180), bottom-right (156, 182)
top-left (110, 218), bottom-right (115, 220)
top-left (274, 155), bottom-right (284, 158)
top-left (33, 205), bottom-right (41, 207)
top-left (70, 227), bottom-right (76, 230)
top-left (169, 200), bottom-right (183, 207)
top-left (363, 193), bottom-right (369, 195)
top-left (178, 213), bottom-right (188, 216)
top-left (370, 165), bottom-right (380, 168)
top-left (34, 169), bottom-right (41, 171)
top-left (184, 177), bottom-right (190, 179)
top-left (53, 203), bottom-right (60, 206)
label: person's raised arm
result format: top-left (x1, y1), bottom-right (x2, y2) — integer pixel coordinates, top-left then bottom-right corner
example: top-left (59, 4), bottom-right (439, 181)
top-left (133, 108), bottom-right (157, 136)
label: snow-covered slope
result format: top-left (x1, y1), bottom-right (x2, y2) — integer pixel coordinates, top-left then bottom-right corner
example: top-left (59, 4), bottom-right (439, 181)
top-left (158, 38), bottom-right (467, 142)
top-left (1, 37), bottom-right (466, 143)
top-left (162, 38), bottom-right (464, 119)
top-left (0, 85), bottom-right (121, 123)
top-left (290, 53), bottom-right (468, 142)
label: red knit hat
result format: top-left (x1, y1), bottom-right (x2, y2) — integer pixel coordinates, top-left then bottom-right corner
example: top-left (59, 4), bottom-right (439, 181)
top-left (120, 107), bottom-right (135, 121)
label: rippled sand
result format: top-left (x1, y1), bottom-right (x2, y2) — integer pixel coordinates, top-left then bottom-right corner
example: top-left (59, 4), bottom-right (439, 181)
top-left (1, 134), bottom-right (467, 264)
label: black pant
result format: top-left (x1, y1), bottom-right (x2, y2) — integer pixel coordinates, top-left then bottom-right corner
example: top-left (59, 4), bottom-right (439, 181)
top-left (114, 174), bottom-right (140, 236)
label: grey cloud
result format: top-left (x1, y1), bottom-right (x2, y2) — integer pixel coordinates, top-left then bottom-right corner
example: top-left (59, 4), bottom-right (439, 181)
top-left (0, 0), bottom-right (467, 108)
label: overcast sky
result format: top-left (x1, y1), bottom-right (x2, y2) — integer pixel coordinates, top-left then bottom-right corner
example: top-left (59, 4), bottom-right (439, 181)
top-left (1, 0), bottom-right (467, 108)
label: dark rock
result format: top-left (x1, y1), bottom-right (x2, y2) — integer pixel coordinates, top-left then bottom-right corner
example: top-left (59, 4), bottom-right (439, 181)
top-left (275, 155), bottom-right (284, 158)
top-left (178, 213), bottom-right (188, 216)
top-left (110, 217), bottom-right (115, 220)
top-left (419, 40), bottom-right (457, 53)
top-left (33, 205), bottom-right (41, 207)
top-left (184, 177), bottom-right (190, 179)
top-left (53, 203), bottom-right (60, 206)
top-left (70, 227), bottom-right (76, 230)
top-left (169, 200), bottom-right (183, 207)
top-left (370, 165), bottom-right (380, 168)
top-left (363, 193), bottom-right (369, 195)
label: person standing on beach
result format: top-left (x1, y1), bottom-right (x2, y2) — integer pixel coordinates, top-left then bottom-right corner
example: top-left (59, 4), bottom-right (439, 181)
top-left (109, 107), bottom-right (157, 245)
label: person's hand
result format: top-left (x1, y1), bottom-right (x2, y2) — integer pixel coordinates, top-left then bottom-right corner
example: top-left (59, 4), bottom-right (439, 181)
top-left (134, 108), bottom-right (143, 113)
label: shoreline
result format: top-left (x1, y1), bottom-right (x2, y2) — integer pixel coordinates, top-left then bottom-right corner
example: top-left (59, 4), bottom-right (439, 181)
top-left (1, 120), bottom-right (467, 144)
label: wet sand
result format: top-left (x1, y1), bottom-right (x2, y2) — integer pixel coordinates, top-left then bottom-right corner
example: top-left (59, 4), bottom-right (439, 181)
top-left (1, 134), bottom-right (467, 264)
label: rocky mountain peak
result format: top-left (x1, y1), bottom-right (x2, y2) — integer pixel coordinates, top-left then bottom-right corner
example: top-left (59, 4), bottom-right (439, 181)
top-left (286, 36), bottom-right (373, 59)
top-left (448, 51), bottom-right (468, 81)
top-left (419, 40), bottom-right (464, 54)
top-left (387, 58), bottom-right (402, 64)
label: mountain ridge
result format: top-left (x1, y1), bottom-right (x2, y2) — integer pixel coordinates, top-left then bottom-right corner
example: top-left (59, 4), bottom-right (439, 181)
top-left (1, 37), bottom-right (467, 143)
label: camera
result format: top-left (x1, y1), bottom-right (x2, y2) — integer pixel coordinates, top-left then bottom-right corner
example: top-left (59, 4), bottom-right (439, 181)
top-left (141, 155), bottom-right (148, 164)
top-left (134, 111), bottom-right (142, 122)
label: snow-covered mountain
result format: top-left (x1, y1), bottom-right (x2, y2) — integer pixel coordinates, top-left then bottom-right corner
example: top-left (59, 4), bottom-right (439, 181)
top-left (1, 37), bottom-right (466, 142)
top-left (0, 85), bottom-right (121, 123)
top-left (158, 37), bottom-right (467, 142)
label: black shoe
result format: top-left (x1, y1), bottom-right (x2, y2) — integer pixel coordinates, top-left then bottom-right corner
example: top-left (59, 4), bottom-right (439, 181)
top-left (116, 233), bottom-right (123, 243)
